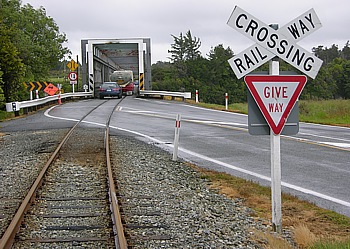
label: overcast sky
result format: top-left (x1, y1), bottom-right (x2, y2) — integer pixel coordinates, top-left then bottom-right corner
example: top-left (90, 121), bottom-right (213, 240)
top-left (22, 0), bottom-right (350, 64)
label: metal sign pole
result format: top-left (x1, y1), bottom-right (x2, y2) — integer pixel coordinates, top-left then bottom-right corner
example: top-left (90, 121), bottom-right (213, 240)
top-left (269, 56), bottom-right (282, 234)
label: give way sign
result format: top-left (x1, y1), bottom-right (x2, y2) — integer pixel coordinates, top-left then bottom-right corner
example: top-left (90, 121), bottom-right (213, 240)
top-left (227, 6), bottom-right (323, 79)
top-left (244, 75), bottom-right (307, 135)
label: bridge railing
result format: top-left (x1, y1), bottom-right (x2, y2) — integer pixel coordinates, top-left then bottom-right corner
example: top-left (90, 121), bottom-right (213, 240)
top-left (5, 92), bottom-right (93, 113)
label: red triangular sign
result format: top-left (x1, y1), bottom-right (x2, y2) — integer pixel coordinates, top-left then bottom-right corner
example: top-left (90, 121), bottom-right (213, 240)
top-left (244, 75), bottom-right (307, 135)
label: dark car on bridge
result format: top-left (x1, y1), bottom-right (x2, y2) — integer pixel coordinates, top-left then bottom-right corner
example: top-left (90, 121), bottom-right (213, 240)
top-left (99, 82), bottom-right (122, 99)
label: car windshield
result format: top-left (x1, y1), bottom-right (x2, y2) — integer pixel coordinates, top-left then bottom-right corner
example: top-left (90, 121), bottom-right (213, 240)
top-left (101, 83), bottom-right (118, 89)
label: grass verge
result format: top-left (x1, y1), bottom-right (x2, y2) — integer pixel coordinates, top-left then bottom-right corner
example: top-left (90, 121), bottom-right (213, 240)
top-left (0, 110), bottom-right (14, 121)
top-left (186, 99), bottom-right (350, 128)
top-left (188, 164), bottom-right (350, 248)
top-left (299, 99), bottom-right (350, 127)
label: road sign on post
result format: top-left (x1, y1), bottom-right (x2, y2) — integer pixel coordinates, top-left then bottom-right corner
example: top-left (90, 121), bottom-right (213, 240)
top-left (244, 75), bottom-right (307, 135)
top-left (68, 72), bottom-right (78, 83)
top-left (227, 5), bottom-right (323, 234)
top-left (68, 72), bottom-right (78, 93)
top-left (44, 83), bottom-right (58, 96)
top-left (67, 59), bottom-right (79, 71)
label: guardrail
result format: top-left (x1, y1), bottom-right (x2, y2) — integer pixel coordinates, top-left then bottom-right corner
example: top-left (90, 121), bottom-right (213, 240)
top-left (5, 90), bottom-right (192, 115)
top-left (139, 90), bottom-right (191, 99)
top-left (5, 92), bottom-right (93, 114)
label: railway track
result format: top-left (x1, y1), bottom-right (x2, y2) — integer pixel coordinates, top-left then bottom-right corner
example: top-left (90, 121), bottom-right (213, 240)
top-left (0, 98), bottom-right (127, 249)
top-left (1, 97), bottom-right (276, 248)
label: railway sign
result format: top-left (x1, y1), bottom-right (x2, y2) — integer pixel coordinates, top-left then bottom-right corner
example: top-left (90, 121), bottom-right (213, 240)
top-left (244, 75), bottom-right (307, 135)
top-left (227, 6), bottom-right (323, 79)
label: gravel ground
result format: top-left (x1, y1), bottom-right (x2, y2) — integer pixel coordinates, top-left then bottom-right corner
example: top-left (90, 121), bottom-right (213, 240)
top-left (0, 129), bottom-right (68, 237)
top-left (111, 135), bottom-right (272, 248)
top-left (1, 128), bottom-right (291, 248)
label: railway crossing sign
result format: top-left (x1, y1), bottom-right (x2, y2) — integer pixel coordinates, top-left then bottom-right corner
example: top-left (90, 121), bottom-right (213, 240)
top-left (244, 75), bottom-right (307, 135)
top-left (226, 6), bottom-right (323, 234)
top-left (227, 6), bottom-right (323, 79)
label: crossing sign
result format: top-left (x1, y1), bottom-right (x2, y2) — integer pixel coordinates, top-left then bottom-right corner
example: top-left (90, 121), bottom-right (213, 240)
top-left (244, 75), bottom-right (307, 135)
top-left (227, 6), bottom-right (323, 79)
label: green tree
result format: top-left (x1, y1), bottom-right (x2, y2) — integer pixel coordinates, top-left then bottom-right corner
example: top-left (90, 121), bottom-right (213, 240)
top-left (312, 44), bottom-right (340, 64)
top-left (341, 41), bottom-right (350, 60)
top-left (168, 30), bottom-right (202, 63)
top-left (168, 32), bottom-right (187, 63)
top-left (302, 66), bottom-right (337, 100)
top-left (0, 22), bottom-right (25, 102)
top-left (184, 30), bottom-right (201, 60)
top-left (0, 0), bottom-right (70, 104)
top-left (328, 58), bottom-right (350, 99)
top-left (206, 44), bottom-right (246, 103)
top-left (15, 4), bottom-right (70, 80)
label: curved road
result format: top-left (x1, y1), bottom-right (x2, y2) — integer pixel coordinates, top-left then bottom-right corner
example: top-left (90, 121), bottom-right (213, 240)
top-left (1, 97), bottom-right (349, 217)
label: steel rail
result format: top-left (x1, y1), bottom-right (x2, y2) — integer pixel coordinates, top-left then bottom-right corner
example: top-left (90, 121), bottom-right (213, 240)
top-left (0, 100), bottom-right (108, 249)
top-left (105, 98), bottom-right (128, 249)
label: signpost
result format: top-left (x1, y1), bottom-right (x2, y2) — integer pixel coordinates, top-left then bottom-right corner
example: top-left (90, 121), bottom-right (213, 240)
top-left (44, 83), bottom-right (58, 96)
top-left (68, 72), bottom-right (78, 93)
top-left (244, 75), bottom-right (307, 135)
top-left (227, 6), bottom-right (323, 233)
top-left (67, 58), bottom-right (79, 91)
top-left (67, 59), bottom-right (79, 71)
top-left (227, 7), bottom-right (322, 79)
top-left (247, 72), bottom-right (301, 136)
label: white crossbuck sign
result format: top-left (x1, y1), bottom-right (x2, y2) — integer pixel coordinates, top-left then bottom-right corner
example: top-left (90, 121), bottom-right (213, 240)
top-left (227, 6), bottom-right (323, 79)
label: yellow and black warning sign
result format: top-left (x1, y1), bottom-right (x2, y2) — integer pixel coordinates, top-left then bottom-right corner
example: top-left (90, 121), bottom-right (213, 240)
top-left (23, 82), bottom-right (49, 91)
top-left (139, 73), bottom-right (144, 90)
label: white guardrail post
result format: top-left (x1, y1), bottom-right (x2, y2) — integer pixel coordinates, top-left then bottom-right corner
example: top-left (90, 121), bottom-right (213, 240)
top-left (173, 114), bottom-right (181, 161)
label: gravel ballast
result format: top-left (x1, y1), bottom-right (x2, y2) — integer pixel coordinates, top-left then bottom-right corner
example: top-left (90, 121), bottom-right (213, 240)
top-left (0, 128), bottom-right (283, 248)
top-left (111, 134), bottom-right (271, 248)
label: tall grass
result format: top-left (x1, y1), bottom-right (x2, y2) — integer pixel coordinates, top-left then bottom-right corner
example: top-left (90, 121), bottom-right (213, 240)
top-left (299, 99), bottom-right (350, 126)
top-left (187, 99), bottom-right (350, 127)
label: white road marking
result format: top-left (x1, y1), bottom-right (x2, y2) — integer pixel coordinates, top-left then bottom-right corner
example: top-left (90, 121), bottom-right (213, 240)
top-left (318, 142), bottom-right (350, 149)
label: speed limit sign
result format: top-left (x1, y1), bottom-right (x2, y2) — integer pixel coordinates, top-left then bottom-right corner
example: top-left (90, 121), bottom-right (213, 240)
top-left (68, 72), bottom-right (78, 84)
top-left (68, 72), bottom-right (78, 81)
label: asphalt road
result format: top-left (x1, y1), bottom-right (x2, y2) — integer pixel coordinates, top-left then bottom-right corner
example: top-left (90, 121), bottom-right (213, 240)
top-left (1, 97), bottom-right (349, 217)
